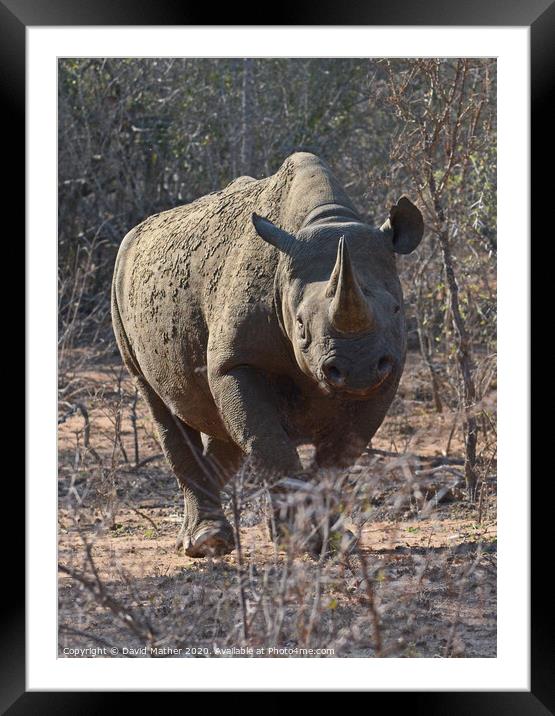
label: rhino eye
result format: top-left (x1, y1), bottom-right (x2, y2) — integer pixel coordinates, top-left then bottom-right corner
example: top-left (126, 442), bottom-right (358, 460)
top-left (393, 304), bottom-right (401, 314)
top-left (296, 317), bottom-right (308, 344)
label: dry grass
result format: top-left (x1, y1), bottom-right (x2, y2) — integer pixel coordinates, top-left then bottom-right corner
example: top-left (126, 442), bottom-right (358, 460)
top-left (58, 348), bottom-right (496, 658)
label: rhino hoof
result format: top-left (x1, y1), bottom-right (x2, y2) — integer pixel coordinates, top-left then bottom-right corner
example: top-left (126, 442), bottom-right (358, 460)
top-left (269, 516), bottom-right (358, 558)
top-left (307, 528), bottom-right (358, 559)
top-left (177, 519), bottom-right (235, 558)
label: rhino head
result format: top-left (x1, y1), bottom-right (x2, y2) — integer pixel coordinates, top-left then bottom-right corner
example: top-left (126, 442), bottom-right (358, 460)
top-left (252, 197), bottom-right (423, 398)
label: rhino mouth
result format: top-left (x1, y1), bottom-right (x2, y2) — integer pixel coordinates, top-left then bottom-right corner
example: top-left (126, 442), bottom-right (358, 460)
top-left (317, 367), bottom-right (394, 399)
top-left (346, 372), bottom-right (393, 397)
top-left (315, 349), bottom-right (397, 399)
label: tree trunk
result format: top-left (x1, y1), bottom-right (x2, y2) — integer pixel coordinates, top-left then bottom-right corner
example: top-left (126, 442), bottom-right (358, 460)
top-left (428, 163), bottom-right (478, 499)
top-left (437, 225), bottom-right (478, 499)
top-left (240, 58), bottom-right (254, 176)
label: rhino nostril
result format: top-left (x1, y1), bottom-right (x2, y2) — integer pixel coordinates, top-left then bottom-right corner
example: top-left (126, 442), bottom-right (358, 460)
top-left (327, 365), bottom-right (342, 381)
top-left (322, 360), bottom-right (345, 386)
top-left (377, 356), bottom-right (395, 377)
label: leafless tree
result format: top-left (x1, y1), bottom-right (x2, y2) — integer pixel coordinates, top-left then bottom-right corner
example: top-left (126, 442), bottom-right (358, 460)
top-left (383, 59), bottom-right (496, 499)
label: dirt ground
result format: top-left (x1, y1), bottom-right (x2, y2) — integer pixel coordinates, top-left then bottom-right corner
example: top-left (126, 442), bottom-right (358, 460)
top-left (58, 349), bottom-right (497, 658)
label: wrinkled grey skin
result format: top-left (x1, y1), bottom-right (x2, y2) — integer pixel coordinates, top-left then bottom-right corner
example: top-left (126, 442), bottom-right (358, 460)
top-left (112, 152), bottom-right (424, 557)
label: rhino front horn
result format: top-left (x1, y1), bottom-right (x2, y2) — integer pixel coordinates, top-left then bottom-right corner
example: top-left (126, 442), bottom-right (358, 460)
top-left (327, 237), bottom-right (374, 334)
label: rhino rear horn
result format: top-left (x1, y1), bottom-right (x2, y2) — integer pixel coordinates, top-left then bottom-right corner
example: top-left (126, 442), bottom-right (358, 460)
top-left (380, 197), bottom-right (424, 255)
top-left (327, 237), bottom-right (374, 334)
top-left (252, 213), bottom-right (295, 254)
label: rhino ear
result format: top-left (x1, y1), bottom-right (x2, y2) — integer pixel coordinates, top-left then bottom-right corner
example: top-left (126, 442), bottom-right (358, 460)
top-left (252, 213), bottom-right (295, 254)
top-left (380, 197), bottom-right (424, 255)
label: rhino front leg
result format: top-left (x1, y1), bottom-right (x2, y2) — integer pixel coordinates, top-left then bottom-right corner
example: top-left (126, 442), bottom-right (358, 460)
top-left (209, 365), bottom-right (303, 478)
top-left (136, 377), bottom-right (234, 558)
top-left (314, 433), bottom-right (368, 471)
top-left (304, 434), bottom-right (369, 556)
top-left (209, 365), bottom-right (309, 544)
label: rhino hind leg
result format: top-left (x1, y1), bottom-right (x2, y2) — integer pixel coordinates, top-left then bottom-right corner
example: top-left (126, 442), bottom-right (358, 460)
top-left (202, 435), bottom-right (244, 486)
top-left (135, 377), bottom-right (235, 558)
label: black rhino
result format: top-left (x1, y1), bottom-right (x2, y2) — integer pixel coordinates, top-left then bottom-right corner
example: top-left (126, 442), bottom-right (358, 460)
top-left (112, 152), bottom-right (423, 557)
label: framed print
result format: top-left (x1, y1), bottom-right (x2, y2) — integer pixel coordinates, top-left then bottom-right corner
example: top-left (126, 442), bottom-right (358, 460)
top-left (12, 0), bottom-right (549, 710)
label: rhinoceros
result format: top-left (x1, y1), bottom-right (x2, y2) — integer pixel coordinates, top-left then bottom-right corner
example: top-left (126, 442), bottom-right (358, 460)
top-left (111, 152), bottom-right (423, 557)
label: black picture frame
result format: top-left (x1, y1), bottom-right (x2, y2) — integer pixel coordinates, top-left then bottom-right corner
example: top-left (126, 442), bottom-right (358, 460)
top-left (12, 0), bottom-right (549, 710)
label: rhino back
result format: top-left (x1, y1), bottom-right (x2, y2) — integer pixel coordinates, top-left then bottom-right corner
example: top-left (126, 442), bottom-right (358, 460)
top-left (113, 152), bottom-right (358, 425)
